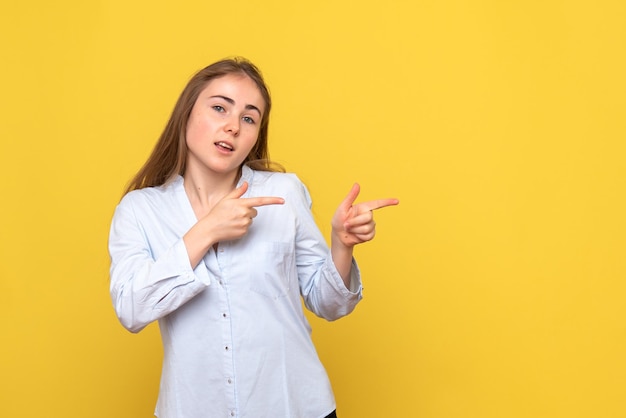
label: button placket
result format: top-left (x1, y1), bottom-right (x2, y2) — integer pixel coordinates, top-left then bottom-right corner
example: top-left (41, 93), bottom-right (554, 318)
top-left (216, 243), bottom-right (237, 416)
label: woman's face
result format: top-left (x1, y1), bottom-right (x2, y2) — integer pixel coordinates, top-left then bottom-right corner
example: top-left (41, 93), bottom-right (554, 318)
top-left (185, 73), bottom-right (265, 178)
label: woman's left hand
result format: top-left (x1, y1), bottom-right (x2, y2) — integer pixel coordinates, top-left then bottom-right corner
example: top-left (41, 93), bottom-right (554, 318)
top-left (331, 183), bottom-right (399, 248)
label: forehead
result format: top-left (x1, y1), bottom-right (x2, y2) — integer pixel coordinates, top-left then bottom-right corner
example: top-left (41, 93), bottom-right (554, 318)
top-left (200, 74), bottom-right (265, 110)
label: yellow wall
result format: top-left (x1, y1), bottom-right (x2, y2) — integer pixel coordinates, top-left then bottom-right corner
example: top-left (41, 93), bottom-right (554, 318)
top-left (1, 1), bottom-right (625, 417)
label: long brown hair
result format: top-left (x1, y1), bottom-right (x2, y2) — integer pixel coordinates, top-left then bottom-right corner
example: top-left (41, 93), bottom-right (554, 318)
top-left (124, 57), bottom-right (283, 194)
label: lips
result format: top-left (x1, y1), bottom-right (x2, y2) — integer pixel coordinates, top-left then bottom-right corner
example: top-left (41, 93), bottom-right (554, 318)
top-left (215, 141), bottom-right (234, 151)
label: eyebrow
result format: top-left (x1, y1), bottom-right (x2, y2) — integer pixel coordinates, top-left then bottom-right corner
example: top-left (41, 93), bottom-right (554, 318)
top-left (210, 95), bottom-right (262, 116)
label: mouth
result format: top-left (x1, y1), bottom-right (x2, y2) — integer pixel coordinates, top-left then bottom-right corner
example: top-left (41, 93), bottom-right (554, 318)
top-left (215, 141), bottom-right (234, 152)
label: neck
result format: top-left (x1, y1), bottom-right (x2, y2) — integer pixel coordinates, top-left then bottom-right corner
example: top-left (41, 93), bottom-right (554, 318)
top-left (183, 166), bottom-right (241, 209)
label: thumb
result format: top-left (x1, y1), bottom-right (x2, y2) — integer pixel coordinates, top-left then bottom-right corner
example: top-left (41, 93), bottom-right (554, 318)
top-left (339, 183), bottom-right (360, 210)
top-left (226, 181), bottom-right (249, 199)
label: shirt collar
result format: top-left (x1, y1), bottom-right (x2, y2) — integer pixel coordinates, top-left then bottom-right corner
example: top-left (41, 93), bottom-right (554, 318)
top-left (238, 165), bottom-right (254, 187)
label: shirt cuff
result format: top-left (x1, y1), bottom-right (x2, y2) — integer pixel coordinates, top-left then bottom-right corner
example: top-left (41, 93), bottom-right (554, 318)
top-left (326, 255), bottom-right (363, 296)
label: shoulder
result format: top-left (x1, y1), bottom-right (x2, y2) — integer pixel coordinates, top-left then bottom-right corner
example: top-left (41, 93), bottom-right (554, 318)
top-left (118, 177), bottom-right (182, 210)
top-left (250, 169), bottom-right (300, 188)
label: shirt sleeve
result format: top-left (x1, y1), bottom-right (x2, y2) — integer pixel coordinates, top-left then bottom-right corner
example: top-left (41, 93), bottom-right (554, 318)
top-left (289, 176), bottom-right (364, 321)
top-left (108, 194), bottom-right (211, 333)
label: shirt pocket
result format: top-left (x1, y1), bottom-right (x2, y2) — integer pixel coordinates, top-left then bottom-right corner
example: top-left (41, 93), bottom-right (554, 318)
top-left (249, 242), bottom-right (295, 299)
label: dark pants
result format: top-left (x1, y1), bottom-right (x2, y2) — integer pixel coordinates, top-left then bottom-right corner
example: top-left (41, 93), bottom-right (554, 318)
top-left (325, 411), bottom-right (337, 418)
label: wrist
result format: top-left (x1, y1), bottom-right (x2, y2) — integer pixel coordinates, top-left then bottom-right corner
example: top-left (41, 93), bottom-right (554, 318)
top-left (331, 232), bottom-right (354, 258)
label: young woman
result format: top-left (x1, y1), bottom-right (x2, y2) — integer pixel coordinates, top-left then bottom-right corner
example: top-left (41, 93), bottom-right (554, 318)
top-left (109, 57), bottom-right (398, 418)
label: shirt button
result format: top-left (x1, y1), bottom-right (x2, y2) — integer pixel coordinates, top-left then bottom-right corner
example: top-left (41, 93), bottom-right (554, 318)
top-left (225, 346), bottom-right (229, 351)
top-left (227, 378), bottom-right (232, 384)
top-left (222, 313), bottom-right (227, 318)
top-left (230, 411), bottom-right (235, 416)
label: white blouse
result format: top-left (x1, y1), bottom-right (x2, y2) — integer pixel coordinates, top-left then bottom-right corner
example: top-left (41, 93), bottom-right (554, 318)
top-left (109, 166), bottom-right (362, 418)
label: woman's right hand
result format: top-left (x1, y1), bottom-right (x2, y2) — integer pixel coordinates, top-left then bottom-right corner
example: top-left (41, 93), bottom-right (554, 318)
top-left (204, 181), bottom-right (284, 242)
top-left (184, 182), bottom-right (284, 267)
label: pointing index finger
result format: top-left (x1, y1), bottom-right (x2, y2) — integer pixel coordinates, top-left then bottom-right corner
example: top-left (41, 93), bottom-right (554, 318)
top-left (357, 198), bottom-right (400, 212)
top-left (241, 196), bottom-right (285, 208)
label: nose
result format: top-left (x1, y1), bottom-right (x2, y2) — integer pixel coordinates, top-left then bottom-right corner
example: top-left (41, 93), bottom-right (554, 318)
top-left (225, 117), bottom-right (240, 136)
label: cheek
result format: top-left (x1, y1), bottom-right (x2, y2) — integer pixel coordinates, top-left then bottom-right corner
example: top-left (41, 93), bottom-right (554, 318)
top-left (244, 124), bottom-right (261, 140)
top-left (185, 114), bottom-right (207, 144)
top-left (244, 131), bottom-right (260, 150)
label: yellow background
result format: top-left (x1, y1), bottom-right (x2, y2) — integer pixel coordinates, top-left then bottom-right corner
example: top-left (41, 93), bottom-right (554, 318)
top-left (1, 1), bottom-right (624, 417)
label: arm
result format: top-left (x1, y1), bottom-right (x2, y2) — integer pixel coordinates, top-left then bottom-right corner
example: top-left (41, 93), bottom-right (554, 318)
top-left (108, 195), bottom-right (210, 333)
top-left (109, 184), bottom-right (284, 332)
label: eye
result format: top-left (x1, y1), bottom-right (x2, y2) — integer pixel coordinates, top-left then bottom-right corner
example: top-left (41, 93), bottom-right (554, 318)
top-left (212, 105), bottom-right (225, 113)
top-left (242, 116), bottom-right (256, 125)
